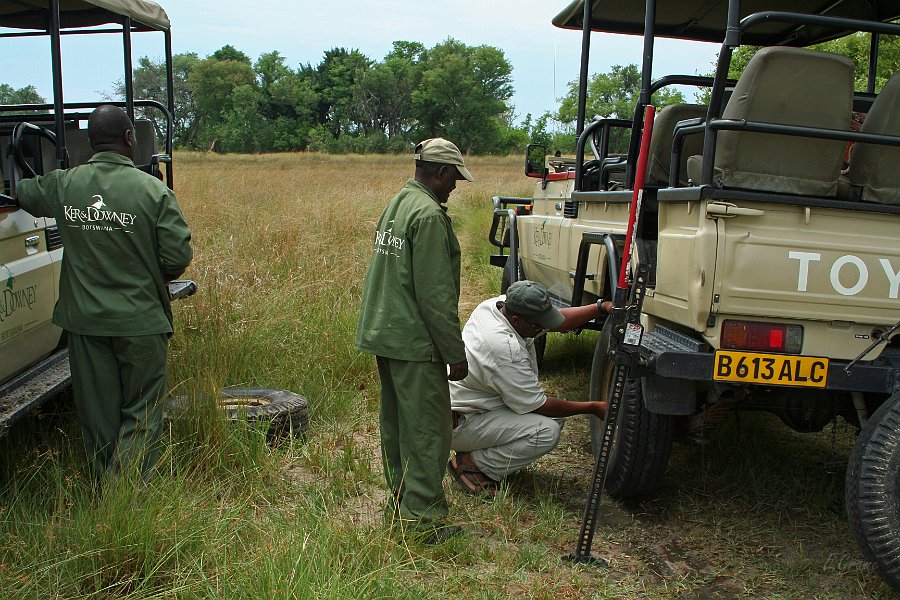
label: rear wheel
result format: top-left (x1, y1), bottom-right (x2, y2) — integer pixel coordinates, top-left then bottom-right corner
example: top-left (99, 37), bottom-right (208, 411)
top-left (589, 320), bottom-right (673, 498)
top-left (845, 392), bottom-right (900, 590)
top-left (500, 257), bottom-right (546, 364)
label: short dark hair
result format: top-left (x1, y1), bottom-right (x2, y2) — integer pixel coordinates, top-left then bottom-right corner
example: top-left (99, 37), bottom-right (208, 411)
top-left (88, 105), bottom-right (134, 149)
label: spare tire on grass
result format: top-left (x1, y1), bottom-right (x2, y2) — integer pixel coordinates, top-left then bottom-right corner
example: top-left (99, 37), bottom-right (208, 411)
top-left (168, 387), bottom-right (308, 442)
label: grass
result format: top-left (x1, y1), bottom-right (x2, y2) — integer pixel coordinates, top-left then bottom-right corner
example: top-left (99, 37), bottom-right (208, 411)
top-left (0, 151), bottom-right (893, 598)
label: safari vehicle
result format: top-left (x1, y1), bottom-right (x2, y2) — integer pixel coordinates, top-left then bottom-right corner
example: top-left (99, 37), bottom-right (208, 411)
top-left (489, 0), bottom-right (900, 588)
top-left (0, 0), bottom-right (186, 436)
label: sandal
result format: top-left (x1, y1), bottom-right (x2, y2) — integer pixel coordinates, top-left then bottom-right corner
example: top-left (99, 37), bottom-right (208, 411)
top-left (447, 456), bottom-right (498, 497)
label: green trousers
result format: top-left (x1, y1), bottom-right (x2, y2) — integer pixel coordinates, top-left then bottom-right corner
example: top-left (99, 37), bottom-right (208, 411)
top-left (68, 332), bottom-right (169, 480)
top-left (376, 356), bottom-right (452, 524)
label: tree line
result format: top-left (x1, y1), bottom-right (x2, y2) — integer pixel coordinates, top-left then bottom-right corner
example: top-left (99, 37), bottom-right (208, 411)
top-left (125, 40), bottom-right (533, 155)
top-left (2, 33), bottom-right (895, 156)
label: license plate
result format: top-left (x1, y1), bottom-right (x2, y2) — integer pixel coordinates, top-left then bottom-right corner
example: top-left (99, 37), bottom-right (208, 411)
top-left (713, 350), bottom-right (829, 388)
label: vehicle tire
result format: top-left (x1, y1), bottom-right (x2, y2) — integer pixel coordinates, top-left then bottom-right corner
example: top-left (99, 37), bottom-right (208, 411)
top-left (500, 259), bottom-right (548, 365)
top-left (219, 387), bottom-right (308, 440)
top-left (588, 319), bottom-right (674, 498)
top-left (845, 392), bottom-right (900, 590)
top-left (500, 255), bottom-right (524, 293)
top-left (168, 387), bottom-right (308, 441)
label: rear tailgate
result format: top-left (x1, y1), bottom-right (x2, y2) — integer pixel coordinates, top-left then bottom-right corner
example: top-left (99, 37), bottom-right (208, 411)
top-left (708, 200), bottom-right (900, 361)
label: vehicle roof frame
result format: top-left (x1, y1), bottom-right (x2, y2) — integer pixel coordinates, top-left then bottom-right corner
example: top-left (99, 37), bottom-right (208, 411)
top-left (567, 0), bottom-right (900, 192)
top-left (0, 0), bottom-right (175, 185)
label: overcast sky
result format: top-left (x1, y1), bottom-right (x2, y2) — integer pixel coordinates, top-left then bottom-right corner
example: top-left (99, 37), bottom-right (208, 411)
top-left (1, 0), bottom-right (720, 125)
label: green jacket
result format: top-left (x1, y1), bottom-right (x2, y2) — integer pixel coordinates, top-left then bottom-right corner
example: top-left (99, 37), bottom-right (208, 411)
top-left (356, 179), bottom-right (466, 364)
top-left (16, 151), bottom-right (192, 336)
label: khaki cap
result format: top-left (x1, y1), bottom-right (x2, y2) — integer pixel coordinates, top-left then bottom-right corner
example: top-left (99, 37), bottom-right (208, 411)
top-left (505, 280), bottom-right (565, 329)
top-left (414, 137), bottom-right (475, 182)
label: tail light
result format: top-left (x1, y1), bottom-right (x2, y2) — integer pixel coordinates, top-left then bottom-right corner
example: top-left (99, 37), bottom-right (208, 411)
top-left (721, 320), bottom-right (803, 354)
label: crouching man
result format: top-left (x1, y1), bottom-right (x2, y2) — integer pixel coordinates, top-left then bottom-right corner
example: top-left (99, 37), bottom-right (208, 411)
top-left (448, 280), bottom-right (610, 494)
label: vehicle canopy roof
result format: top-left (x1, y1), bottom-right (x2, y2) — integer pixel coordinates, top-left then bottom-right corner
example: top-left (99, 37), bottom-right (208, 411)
top-left (553, 0), bottom-right (900, 46)
top-left (0, 0), bottom-right (168, 32)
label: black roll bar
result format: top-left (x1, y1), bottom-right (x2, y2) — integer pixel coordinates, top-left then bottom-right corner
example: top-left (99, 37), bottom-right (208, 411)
top-left (123, 16), bottom-right (135, 123)
top-left (575, 0), bottom-right (593, 137)
top-left (48, 0), bottom-right (66, 171)
top-left (574, 118), bottom-right (632, 191)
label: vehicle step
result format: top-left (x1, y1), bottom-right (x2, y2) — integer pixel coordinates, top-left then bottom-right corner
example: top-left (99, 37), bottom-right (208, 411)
top-left (641, 324), bottom-right (706, 355)
top-left (0, 348), bottom-right (70, 436)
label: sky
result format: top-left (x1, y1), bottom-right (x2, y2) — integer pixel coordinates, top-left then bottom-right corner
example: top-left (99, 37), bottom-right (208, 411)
top-left (0, 0), bottom-right (721, 125)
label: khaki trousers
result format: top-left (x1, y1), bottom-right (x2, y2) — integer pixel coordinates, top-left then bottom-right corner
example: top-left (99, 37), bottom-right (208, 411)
top-left (451, 407), bottom-right (564, 481)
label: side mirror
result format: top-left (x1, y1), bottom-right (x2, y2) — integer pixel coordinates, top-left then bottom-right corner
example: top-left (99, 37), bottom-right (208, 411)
top-left (0, 193), bottom-right (17, 213)
top-left (525, 143), bottom-right (547, 178)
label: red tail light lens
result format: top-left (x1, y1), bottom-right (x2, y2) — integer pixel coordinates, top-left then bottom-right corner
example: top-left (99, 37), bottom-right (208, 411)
top-left (721, 320), bottom-right (803, 354)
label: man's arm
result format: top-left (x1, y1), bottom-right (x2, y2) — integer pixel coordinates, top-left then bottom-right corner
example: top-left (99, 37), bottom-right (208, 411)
top-left (534, 396), bottom-right (607, 419)
top-left (551, 300), bottom-right (614, 333)
top-left (409, 215), bottom-right (467, 366)
top-left (156, 190), bottom-right (193, 280)
top-left (13, 172), bottom-right (62, 218)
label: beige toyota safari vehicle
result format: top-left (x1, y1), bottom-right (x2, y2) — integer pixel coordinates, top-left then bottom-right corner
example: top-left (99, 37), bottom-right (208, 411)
top-left (490, 0), bottom-right (900, 589)
top-left (0, 0), bottom-right (189, 435)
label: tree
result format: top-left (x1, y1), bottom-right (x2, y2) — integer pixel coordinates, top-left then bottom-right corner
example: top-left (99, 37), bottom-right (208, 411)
top-left (187, 50), bottom-right (256, 148)
top-left (217, 84), bottom-right (268, 152)
top-left (557, 64), bottom-right (686, 126)
top-left (310, 48), bottom-right (372, 137)
top-left (0, 84), bottom-right (45, 105)
top-left (211, 44), bottom-right (251, 64)
top-left (413, 38), bottom-right (514, 153)
top-left (112, 53), bottom-right (201, 149)
top-left (253, 51), bottom-right (318, 151)
top-left (817, 33), bottom-right (900, 92)
top-left (353, 41), bottom-right (425, 141)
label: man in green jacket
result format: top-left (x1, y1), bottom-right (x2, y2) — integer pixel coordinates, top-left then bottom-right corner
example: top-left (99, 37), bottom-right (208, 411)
top-left (356, 138), bottom-right (473, 540)
top-left (15, 105), bottom-right (192, 481)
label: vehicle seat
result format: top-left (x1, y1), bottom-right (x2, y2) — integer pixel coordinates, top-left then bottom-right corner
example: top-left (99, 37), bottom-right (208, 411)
top-left (686, 47), bottom-right (853, 196)
top-left (839, 71), bottom-right (900, 204)
top-left (645, 103), bottom-right (707, 187)
top-left (63, 128), bottom-right (92, 169)
top-left (133, 118), bottom-right (159, 167)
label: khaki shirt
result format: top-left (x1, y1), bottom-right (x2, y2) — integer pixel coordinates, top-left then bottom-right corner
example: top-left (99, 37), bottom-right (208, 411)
top-left (16, 152), bottom-right (192, 336)
top-left (356, 179), bottom-right (465, 364)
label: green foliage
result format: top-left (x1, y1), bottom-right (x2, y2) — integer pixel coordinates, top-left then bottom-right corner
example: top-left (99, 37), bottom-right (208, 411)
top-left (816, 32), bottom-right (900, 92)
top-left (556, 64), bottom-right (686, 127)
top-left (311, 47), bottom-right (373, 137)
top-left (188, 55), bottom-right (256, 128)
top-left (96, 40), bottom-right (524, 154)
top-left (413, 38), bottom-right (515, 153)
top-left (0, 83), bottom-right (45, 105)
top-left (352, 41), bottom-right (425, 140)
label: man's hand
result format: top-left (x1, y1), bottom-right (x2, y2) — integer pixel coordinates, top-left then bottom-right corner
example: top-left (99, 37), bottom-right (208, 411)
top-left (591, 401), bottom-right (608, 419)
top-left (448, 360), bottom-right (468, 381)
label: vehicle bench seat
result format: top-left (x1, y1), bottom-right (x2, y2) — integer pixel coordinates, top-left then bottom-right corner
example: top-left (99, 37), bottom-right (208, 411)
top-left (646, 103), bottom-right (707, 187)
top-left (839, 70), bottom-right (900, 205)
top-left (686, 46), bottom-right (853, 196)
top-left (38, 118), bottom-right (158, 172)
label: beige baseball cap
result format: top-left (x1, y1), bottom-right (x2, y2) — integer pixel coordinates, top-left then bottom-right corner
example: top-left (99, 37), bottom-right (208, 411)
top-left (414, 137), bottom-right (475, 182)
